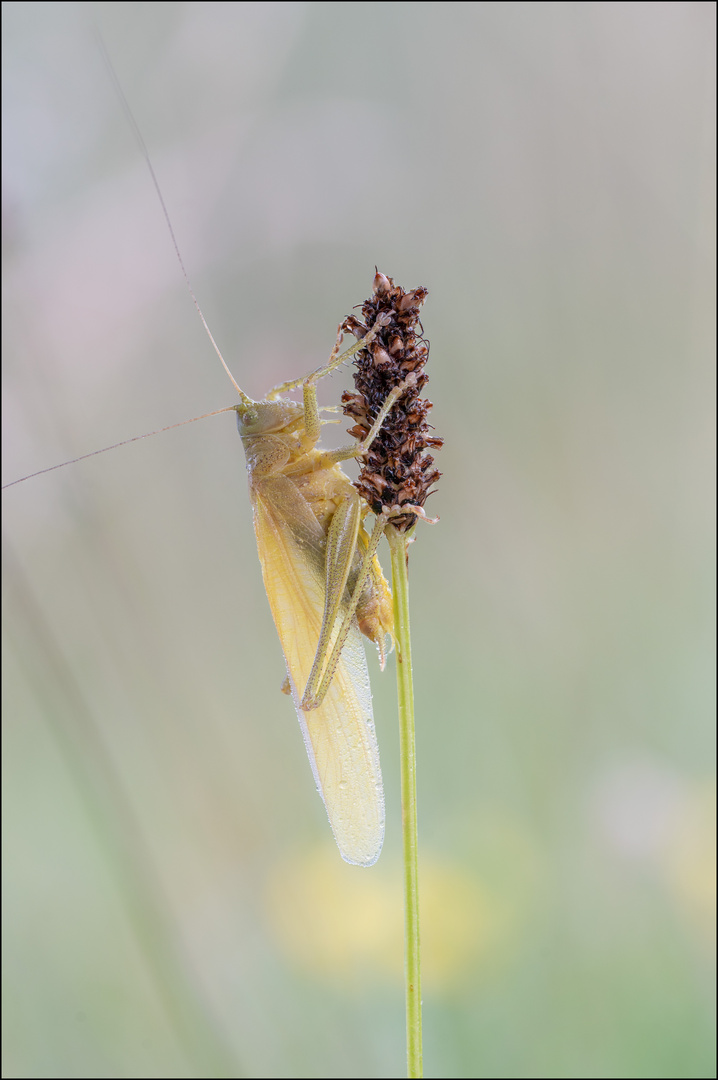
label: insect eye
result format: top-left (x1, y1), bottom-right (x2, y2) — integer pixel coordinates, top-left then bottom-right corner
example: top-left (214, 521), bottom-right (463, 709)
top-left (241, 408), bottom-right (260, 430)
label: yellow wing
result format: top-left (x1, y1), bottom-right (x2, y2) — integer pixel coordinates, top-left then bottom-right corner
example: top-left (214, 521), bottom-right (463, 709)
top-left (251, 475), bottom-right (384, 866)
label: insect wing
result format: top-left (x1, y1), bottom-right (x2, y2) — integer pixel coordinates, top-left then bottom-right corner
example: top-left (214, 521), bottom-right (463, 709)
top-left (251, 480), bottom-right (385, 867)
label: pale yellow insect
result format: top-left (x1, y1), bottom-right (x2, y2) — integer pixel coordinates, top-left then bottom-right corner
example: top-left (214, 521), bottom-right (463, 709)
top-left (232, 329), bottom-right (415, 866)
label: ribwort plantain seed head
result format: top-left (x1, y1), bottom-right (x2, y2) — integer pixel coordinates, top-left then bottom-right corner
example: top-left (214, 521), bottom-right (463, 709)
top-left (342, 272), bottom-right (443, 532)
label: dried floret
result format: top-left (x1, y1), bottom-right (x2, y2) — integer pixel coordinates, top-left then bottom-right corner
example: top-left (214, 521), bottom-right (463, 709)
top-left (342, 272), bottom-right (442, 531)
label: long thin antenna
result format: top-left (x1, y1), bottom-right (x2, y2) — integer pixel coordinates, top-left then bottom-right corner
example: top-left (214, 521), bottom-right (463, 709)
top-left (2, 407), bottom-right (238, 490)
top-left (93, 28), bottom-right (250, 404)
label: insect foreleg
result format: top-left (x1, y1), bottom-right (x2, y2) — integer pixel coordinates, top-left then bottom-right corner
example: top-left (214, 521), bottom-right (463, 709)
top-left (298, 324), bottom-right (392, 446)
top-left (266, 314), bottom-right (389, 406)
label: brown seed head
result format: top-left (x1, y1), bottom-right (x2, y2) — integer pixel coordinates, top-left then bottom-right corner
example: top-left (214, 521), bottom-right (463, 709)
top-left (342, 271), bottom-right (443, 531)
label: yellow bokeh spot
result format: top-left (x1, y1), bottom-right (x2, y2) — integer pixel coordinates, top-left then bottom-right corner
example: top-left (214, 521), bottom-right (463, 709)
top-left (265, 844), bottom-right (519, 991)
top-left (660, 781), bottom-right (716, 944)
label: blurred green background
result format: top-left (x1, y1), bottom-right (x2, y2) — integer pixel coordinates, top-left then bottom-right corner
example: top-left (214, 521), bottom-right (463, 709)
top-left (3, 3), bottom-right (714, 1077)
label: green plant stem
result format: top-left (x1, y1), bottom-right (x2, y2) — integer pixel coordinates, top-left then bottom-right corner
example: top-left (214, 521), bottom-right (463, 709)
top-left (387, 523), bottom-right (423, 1079)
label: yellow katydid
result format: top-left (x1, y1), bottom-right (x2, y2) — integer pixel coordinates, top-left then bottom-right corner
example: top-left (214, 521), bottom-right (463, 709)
top-left (230, 322), bottom-right (422, 866)
top-left (229, 271), bottom-right (441, 864)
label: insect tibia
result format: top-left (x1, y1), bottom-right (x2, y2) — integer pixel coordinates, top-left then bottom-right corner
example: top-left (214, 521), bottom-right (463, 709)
top-left (300, 496), bottom-right (362, 709)
top-left (301, 514), bottom-right (389, 711)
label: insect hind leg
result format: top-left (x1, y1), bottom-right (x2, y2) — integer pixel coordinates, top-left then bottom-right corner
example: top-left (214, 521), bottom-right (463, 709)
top-left (301, 511), bottom-right (387, 711)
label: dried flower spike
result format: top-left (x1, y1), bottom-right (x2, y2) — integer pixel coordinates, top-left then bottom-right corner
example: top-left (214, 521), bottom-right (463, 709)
top-left (342, 271), bottom-right (443, 531)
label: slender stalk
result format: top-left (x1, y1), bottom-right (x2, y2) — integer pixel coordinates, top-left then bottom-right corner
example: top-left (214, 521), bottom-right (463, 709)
top-left (387, 523), bottom-right (423, 1079)
top-left (341, 269), bottom-right (439, 1075)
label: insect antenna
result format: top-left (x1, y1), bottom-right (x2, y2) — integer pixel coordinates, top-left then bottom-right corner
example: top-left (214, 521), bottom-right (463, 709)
top-left (2, 407), bottom-right (239, 490)
top-left (93, 28), bottom-right (250, 405)
top-left (4, 36), bottom-right (256, 492)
